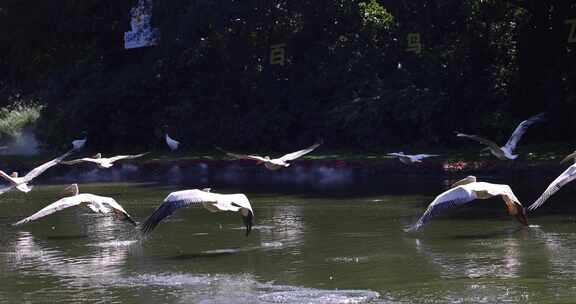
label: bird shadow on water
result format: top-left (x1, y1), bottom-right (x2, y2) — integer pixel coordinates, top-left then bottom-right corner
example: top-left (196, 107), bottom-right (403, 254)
top-left (450, 226), bottom-right (528, 240)
top-left (162, 248), bottom-right (243, 261)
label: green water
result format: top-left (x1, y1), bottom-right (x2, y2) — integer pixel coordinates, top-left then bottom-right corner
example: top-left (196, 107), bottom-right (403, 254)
top-left (0, 181), bottom-right (575, 303)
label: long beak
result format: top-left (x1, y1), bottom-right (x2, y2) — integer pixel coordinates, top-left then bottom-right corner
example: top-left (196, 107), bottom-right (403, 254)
top-left (124, 215), bottom-right (138, 226)
top-left (242, 210), bottom-right (254, 236)
top-left (515, 206), bottom-right (529, 226)
top-left (560, 151), bottom-right (576, 164)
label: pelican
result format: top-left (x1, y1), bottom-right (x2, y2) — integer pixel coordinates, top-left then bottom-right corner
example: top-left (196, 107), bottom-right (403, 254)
top-left (387, 152), bottom-right (439, 164)
top-left (408, 176), bottom-right (528, 231)
top-left (456, 113), bottom-right (546, 160)
top-left (61, 152), bottom-right (148, 169)
top-left (217, 141), bottom-right (322, 170)
top-left (165, 134), bottom-right (180, 151)
top-left (528, 152), bottom-right (576, 211)
top-left (141, 188), bottom-right (254, 236)
top-left (0, 149), bottom-right (74, 194)
top-left (71, 132), bottom-right (87, 150)
top-left (13, 184), bottom-right (136, 226)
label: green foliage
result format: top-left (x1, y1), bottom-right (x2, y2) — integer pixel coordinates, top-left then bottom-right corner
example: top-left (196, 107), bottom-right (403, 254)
top-left (0, 101), bottom-right (42, 141)
top-left (358, 0), bottom-right (394, 29)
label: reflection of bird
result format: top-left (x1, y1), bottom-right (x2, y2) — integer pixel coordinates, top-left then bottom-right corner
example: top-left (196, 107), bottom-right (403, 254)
top-left (528, 152), bottom-right (576, 211)
top-left (141, 188), bottom-right (254, 236)
top-left (62, 152), bottom-right (148, 169)
top-left (217, 141), bottom-right (322, 170)
top-left (165, 134), bottom-right (180, 151)
top-left (387, 152), bottom-right (439, 164)
top-left (0, 149), bottom-right (74, 194)
top-left (72, 132), bottom-right (87, 150)
top-left (408, 176), bottom-right (528, 231)
top-left (13, 184), bottom-right (136, 226)
top-left (456, 113), bottom-right (546, 160)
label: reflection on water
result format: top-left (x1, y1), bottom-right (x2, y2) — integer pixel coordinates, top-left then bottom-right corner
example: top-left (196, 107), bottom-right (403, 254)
top-left (2, 180), bottom-right (576, 303)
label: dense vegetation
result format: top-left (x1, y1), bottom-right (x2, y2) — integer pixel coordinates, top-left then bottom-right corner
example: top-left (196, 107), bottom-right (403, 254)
top-left (0, 0), bottom-right (574, 152)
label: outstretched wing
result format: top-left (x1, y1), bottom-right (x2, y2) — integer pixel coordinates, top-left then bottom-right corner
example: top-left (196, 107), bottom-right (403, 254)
top-left (13, 196), bottom-right (84, 226)
top-left (386, 152), bottom-right (405, 158)
top-left (103, 197), bottom-right (137, 226)
top-left (140, 189), bottom-right (217, 234)
top-left (278, 141), bottom-right (322, 162)
top-left (456, 133), bottom-right (501, 152)
top-left (503, 113), bottom-right (546, 153)
top-left (61, 157), bottom-right (101, 166)
top-left (408, 187), bottom-right (474, 231)
top-left (108, 152), bottom-right (149, 163)
top-left (23, 149), bottom-right (74, 182)
top-left (528, 165), bottom-right (576, 211)
top-left (412, 154), bottom-right (439, 160)
top-left (215, 147), bottom-right (268, 162)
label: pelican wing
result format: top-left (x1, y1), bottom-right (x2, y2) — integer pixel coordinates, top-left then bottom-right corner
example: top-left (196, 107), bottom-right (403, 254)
top-left (23, 149), bottom-right (74, 182)
top-left (102, 197), bottom-right (137, 226)
top-left (456, 133), bottom-right (501, 151)
top-left (0, 185), bottom-right (14, 194)
top-left (386, 152), bottom-right (405, 158)
top-left (141, 189), bottom-right (217, 234)
top-left (108, 152), bottom-right (149, 163)
top-left (215, 147), bottom-right (268, 162)
top-left (165, 134), bottom-right (180, 151)
top-left (503, 113), bottom-right (546, 153)
top-left (412, 154), bottom-right (439, 160)
top-left (61, 157), bottom-right (103, 166)
top-left (560, 151), bottom-right (576, 164)
top-left (278, 142), bottom-right (322, 162)
top-left (409, 186), bottom-right (474, 231)
top-left (528, 165), bottom-right (576, 211)
top-left (13, 196), bottom-right (84, 226)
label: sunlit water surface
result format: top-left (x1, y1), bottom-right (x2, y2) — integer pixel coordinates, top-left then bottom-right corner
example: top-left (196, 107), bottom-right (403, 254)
top-left (1, 174), bottom-right (576, 303)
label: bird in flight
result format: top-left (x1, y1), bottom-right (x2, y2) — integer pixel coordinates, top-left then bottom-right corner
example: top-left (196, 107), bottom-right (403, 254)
top-left (217, 141), bottom-right (322, 170)
top-left (13, 184), bottom-right (136, 226)
top-left (141, 188), bottom-right (254, 236)
top-left (71, 132), bottom-right (87, 150)
top-left (61, 152), bottom-right (148, 169)
top-left (0, 149), bottom-right (75, 194)
top-left (456, 113), bottom-right (546, 160)
top-left (387, 152), bottom-right (439, 164)
top-left (528, 151), bottom-right (576, 211)
top-left (407, 175), bottom-right (528, 231)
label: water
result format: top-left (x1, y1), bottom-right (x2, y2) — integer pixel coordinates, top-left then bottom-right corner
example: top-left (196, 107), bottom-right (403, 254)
top-left (1, 171), bottom-right (576, 303)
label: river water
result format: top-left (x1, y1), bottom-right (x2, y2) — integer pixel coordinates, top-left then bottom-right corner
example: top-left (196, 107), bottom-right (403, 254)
top-left (1, 163), bottom-right (575, 303)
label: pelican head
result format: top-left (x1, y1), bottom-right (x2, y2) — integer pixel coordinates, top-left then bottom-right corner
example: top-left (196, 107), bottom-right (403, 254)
top-left (11, 172), bottom-right (18, 178)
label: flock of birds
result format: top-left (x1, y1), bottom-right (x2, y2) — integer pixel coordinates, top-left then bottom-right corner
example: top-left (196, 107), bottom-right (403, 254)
top-left (1, 112), bottom-right (574, 240)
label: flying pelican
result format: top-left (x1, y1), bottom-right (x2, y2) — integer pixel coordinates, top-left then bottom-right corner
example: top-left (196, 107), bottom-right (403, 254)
top-left (456, 113), bottom-right (546, 160)
top-left (217, 141), bottom-right (322, 170)
top-left (165, 134), bottom-right (180, 151)
top-left (0, 149), bottom-right (74, 194)
top-left (13, 184), bottom-right (136, 226)
top-left (72, 132), bottom-right (87, 150)
top-left (61, 152), bottom-right (148, 169)
top-left (387, 152), bottom-right (439, 164)
top-left (407, 176), bottom-right (528, 231)
top-left (528, 152), bottom-right (576, 211)
top-left (141, 188), bottom-right (254, 236)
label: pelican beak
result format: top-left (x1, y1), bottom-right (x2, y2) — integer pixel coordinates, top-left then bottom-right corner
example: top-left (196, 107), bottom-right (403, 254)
top-left (242, 210), bottom-right (254, 236)
top-left (515, 207), bottom-right (529, 226)
top-left (124, 215), bottom-right (138, 226)
top-left (560, 151), bottom-right (576, 164)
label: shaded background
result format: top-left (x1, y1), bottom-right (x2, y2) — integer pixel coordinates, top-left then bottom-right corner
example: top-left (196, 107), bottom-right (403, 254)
top-left (0, 0), bottom-right (574, 151)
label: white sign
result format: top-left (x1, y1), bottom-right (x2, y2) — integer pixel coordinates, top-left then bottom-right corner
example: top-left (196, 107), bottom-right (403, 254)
top-left (124, 0), bottom-right (159, 49)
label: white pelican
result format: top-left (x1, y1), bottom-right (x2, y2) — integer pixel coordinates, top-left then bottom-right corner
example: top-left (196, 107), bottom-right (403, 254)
top-left (0, 149), bottom-right (74, 194)
top-left (141, 188), bottom-right (254, 236)
top-left (72, 132), bottom-right (87, 150)
top-left (13, 184), bottom-right (136, 226)
top-left (387, 152), bottom-right (439, 164)
top-left (456, 113), bottom-right (546, 160)
top-left (528, 152), bottom-right (576, 211)
top-left (217, 141), bottom-right (322, 170)
top-left (61, 152), bottom-right (148, 169)
top-left (165, 134), bottom-right (180, 151)
top-left (408, 176), bottom-right (528, 231)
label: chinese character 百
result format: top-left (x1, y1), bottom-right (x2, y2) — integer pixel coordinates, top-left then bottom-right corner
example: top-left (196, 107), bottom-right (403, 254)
top-left (406, 33), bottom-right (422, 54)
top-left (270, 43), bottom-right (286, 66)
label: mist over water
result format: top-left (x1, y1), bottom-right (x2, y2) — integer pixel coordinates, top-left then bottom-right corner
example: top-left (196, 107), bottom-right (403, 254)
top-left (0, 127), bottom-right (40, 156)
